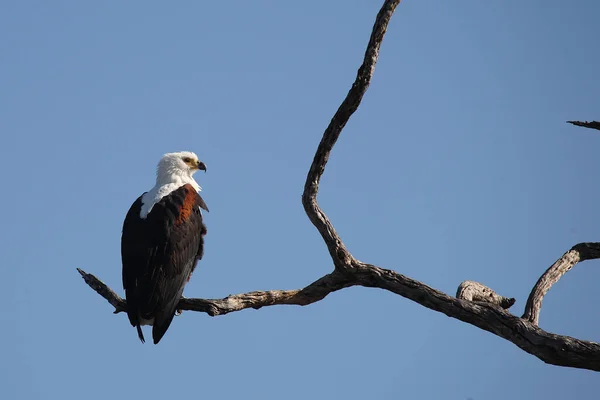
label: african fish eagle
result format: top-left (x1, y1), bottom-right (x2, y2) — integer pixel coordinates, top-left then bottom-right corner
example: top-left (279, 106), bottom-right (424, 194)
top-left (121, 151), bottom-right (208, 344)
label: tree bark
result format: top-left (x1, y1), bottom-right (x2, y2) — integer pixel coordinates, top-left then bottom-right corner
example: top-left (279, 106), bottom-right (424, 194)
top-left (78, 0), bottom-right (600, 372)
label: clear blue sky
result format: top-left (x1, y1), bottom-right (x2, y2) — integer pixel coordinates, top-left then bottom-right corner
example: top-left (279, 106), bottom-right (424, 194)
top-left (2, 1), bottom-right (599, 399)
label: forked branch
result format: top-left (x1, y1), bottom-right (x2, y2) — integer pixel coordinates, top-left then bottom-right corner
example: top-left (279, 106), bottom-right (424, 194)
top-left (78, 0), bottom-right (600, 372)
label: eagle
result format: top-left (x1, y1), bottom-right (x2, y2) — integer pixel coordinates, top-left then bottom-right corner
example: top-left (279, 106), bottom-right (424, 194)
top-left (121, 151), bottom-right (208, 344)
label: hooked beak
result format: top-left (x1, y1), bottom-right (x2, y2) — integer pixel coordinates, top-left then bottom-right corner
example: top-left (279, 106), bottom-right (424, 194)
top-left (197, 161), bottom-right (207, 172)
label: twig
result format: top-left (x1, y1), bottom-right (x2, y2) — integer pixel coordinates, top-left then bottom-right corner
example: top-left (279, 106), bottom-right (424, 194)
top-left (567, 120), bottom-right (600, 131)
top-left (77, 268), bottom-right (125, 313)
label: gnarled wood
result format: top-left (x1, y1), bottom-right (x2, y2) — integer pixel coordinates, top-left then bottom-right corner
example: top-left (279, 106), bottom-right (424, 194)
top-left (77, 268), bottom-right (355, 316)
top-left (568, 120), bottom-right (600, 131)
top-left (523, 243), bottom-right (600, 325)
top-left (301, 0), bottom-right (401, 271)
top-left (78, 254), bottom-right (600, 371)
top-left (78, 0), bottom-right (600, 372)
top-left (456, 280), bottom-right (515, 309)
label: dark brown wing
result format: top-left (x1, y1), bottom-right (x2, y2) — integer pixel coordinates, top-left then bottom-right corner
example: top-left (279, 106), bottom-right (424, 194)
top-left (121, 184), bottom-right (207, 344)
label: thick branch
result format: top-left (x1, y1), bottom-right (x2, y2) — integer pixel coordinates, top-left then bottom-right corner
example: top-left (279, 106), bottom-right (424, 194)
top-left (568, 120), bottom-right (600, 131)
top-left (523, 243), bottom-right (600, 325)
top-left (350, 261), bottom-right (600, 371)
top-left (78, 254), bottom-right (600, 371)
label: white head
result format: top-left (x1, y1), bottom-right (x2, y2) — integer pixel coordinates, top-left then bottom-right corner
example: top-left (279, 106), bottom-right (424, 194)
top-left (139, 151), bottom-right (206, 218)
top-left (155, 151), bottom-right (206, 191)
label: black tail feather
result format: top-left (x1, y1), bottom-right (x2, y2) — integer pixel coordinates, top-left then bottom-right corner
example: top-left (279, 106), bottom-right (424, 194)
top-left (152, 310), bottom-right (177, 345)
top-left (136, 324), bottom-right (145, 343)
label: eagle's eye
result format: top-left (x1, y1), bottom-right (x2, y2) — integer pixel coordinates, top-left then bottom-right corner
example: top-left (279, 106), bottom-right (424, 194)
top-left (182, 157), bottom-right (191, 163)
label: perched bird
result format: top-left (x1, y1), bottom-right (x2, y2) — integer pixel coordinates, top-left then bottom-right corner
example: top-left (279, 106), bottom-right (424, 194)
top-left (121, 151), bottom-right (208, 344)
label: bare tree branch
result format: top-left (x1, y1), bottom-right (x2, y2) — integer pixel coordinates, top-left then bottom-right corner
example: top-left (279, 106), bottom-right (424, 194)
top-left (77, 268), bottom-right (355, 316)
top-left (522, 243), bottom-right (600, 325)
top-left (302, 0), bottom-right (401, 271)
top-left (568, 120), bottom-right (600, 131)
top-left (78, 0), bottom-right (600, 372)
top-left (78, 250), bottom-right (600, 371)
top-left (78, 268), bottom-right (126, 313)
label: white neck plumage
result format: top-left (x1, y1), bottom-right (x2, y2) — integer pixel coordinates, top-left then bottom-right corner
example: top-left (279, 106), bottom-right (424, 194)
top-left (139, 169), bottom-right (201, 219)
top-left (155, 167), bottom-right (201, 192)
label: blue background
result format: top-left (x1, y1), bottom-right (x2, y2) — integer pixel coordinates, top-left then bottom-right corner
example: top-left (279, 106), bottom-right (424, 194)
top-left (2, 1), bottom-right (599, 399)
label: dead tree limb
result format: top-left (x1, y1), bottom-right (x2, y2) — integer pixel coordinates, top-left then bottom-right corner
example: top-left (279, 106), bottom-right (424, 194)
top-left (568, 120), bottom-right (600, 131)
top-left (522, 243), bottom-right (600, 325)
top-left (78, 0), bottom-right (600, 372)
top-left (302, 0), bottom-right (400, 272)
